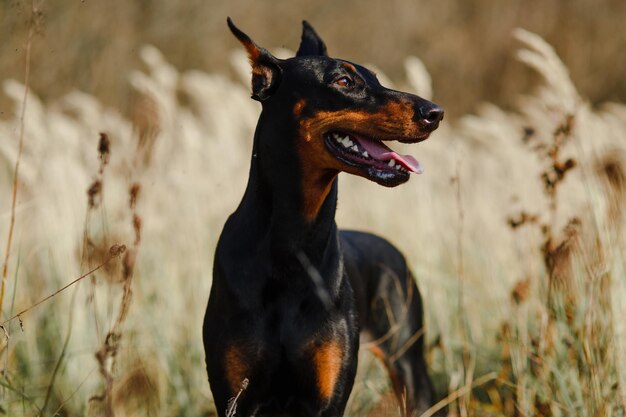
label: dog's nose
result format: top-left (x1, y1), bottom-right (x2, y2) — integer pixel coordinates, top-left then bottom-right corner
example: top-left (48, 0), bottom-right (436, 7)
top-left (415, 102), bottom-right (443, 132)
top-left (422, 105), bottom-right (444, 123)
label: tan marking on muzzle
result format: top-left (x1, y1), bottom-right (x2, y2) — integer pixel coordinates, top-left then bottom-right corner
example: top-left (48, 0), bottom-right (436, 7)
top-left (295, 101), bottom-right (420, 222)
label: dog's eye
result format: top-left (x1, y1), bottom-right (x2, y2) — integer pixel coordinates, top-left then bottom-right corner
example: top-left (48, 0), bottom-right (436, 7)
top-left (335, 76), bottom-right (354, 88)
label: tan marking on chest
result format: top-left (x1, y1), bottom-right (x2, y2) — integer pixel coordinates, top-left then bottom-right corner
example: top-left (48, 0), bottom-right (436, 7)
top-left (224, 345), bottom-right (251, 394)
top-left (312, 341), bottom-right (344, 401)
top-left (299, 169), bottom-right (338, 223)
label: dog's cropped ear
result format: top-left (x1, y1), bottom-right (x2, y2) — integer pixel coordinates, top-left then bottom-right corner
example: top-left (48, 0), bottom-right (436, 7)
top-left (227, 17), bottom-right (282, 101)
top-left (296, 20), bottom-right (328, 57)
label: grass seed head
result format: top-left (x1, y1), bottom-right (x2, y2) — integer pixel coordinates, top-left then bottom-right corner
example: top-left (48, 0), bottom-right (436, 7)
top-left (87, 179), bottom-right (102, 209)
top-left (98, 132), bottom-right (111, 166)
top-left (129, 183), bottom-right (141, 209)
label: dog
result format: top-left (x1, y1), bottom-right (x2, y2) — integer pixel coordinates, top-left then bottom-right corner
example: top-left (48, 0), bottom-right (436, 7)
top-left (203, 18), bottom-right (443, 417)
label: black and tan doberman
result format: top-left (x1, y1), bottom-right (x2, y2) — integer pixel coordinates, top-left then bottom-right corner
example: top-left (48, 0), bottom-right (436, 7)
top-left (203, 18), bottom-right (443, 417)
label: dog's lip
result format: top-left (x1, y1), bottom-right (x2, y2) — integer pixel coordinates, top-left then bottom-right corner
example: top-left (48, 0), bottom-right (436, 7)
top-left (397, 134), bottom-right (431, 144)
top-left (324, 131), bottom-right (424, 174)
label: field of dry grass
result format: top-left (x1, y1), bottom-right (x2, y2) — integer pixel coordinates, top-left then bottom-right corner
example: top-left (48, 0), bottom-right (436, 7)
top-left (1, 2), bottom-right (626, 417)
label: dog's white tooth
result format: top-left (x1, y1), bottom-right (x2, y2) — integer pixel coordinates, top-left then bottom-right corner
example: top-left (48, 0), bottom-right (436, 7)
top-left (362, 151), bottom-right (369, 158)
top-left (342, 139), bottom-right (351, 147)
top-left (388, 160), bottom-right (395, 167)
top-left (351, 145), bottom-right (358, 152)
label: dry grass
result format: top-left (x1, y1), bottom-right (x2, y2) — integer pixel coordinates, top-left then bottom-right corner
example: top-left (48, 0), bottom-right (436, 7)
top-left (0, 10), bottom-right (626, 417)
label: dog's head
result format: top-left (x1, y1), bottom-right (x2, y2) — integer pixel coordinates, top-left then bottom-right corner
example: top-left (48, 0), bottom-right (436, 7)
top-left (228, 18), bottom-right (443, 188)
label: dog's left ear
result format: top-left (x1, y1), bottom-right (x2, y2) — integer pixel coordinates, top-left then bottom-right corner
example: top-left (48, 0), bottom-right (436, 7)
top-left (296, 21), bottom-right (328, 57)
top-left (228, 17), bottom-right (282, 101)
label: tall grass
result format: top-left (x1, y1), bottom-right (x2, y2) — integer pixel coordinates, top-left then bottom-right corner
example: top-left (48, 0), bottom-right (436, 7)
top-left (0, 29), bottom-right (625, 416)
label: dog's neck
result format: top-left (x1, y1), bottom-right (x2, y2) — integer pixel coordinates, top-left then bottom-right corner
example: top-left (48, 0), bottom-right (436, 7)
top-left (227, 115), bottom-right (339, 271)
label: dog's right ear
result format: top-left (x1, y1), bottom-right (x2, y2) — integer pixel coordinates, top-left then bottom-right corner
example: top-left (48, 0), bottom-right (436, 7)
top-left (227, 17), bottom-right (282, 101)
top-left (296, 21), bottom-right (328, 57)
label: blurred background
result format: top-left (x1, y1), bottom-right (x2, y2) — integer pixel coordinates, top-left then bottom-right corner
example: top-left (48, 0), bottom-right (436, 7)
top-left (1, 1), bottom-right (626, 416)
top-left (2, 0), bottom-right (626, 118)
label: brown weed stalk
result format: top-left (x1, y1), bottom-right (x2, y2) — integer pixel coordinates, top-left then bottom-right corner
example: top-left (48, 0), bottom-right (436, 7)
top-left (509, 112), bottom-right (578, 308)
top-left (90, 99), bottom-right (150, 415)
top-left (83, 132), bottom-right (119, 417)
top-left (83, 132), bottom-right (111, 339)
top-left (0, 0), bottom-right (43, 332)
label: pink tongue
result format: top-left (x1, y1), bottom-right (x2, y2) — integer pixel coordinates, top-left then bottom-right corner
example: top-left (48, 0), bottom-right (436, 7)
top-left (355, 136), bottom-right (423, 174)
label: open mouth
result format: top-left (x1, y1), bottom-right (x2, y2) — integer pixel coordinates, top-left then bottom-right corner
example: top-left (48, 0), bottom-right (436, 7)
top-left (324, 131), bottom-right (426, 186)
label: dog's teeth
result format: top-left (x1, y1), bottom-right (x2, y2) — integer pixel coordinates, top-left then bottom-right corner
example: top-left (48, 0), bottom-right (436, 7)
top-left (388, 160), bottom-right (395, 167)
top-left (362, 151), bottom-right (369, 158)
top-left (351, 145), bottom-right (358, 152)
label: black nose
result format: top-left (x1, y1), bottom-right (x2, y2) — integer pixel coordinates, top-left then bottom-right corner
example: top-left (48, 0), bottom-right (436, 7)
top-left (418, 104), bottom-right (444, 130)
